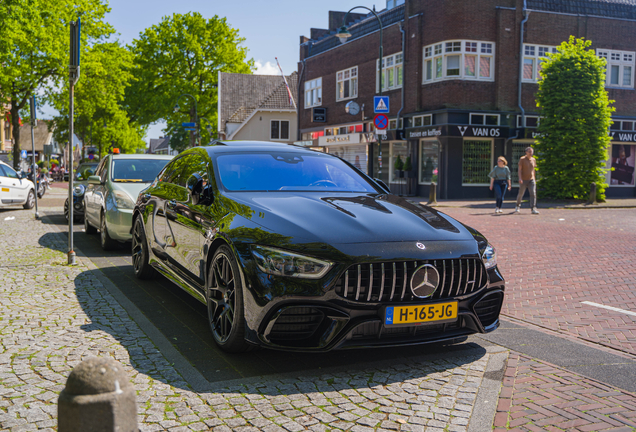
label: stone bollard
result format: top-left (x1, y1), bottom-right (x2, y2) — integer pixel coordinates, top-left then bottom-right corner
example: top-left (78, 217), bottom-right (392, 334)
top-left (587, 182), bottom-right (598, 205)
top-left (427, 182), bottom-right (438, 206)
top-left (58, 357), bottom-right (138, 432)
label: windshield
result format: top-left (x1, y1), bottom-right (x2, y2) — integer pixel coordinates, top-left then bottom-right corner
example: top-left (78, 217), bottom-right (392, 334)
top-left (112, 159), bottom-right (170, 183)
top-left (75, 164), bottom-right (98, 181)
top-left (216, 152), bottom-right (378, 193)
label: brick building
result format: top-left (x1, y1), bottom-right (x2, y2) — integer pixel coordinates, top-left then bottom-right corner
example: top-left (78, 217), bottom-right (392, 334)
top-left (297, 0), bottom-right (636, 198)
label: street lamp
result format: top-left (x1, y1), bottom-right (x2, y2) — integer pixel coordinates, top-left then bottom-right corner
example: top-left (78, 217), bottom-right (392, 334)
top-left (174, 93), bottom-right (198, 147)
top-left (336, 6), bottom-right (384, 178)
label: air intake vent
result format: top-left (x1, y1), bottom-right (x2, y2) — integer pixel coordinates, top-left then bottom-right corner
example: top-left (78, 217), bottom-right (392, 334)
top-left (268, 307), bottom-right (324, 343)
top-left (474, 292), bottom-right (503, 327)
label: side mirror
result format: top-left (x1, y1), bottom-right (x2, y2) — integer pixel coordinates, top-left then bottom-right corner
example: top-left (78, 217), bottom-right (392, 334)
top-left (87, 175), bottom-right (102, 185)
top-left (373, 178), bottom-right (390, 194)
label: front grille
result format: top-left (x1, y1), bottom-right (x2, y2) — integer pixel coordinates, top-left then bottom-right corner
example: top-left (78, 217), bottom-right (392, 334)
top-left (349, 319), bottom-right (463, 341)
top-left (474, 292), bottom-right (503, 327)
top-left (334, 259), bottom-right (487, 303)
top-left (268, 307), bottom-right (324, 343)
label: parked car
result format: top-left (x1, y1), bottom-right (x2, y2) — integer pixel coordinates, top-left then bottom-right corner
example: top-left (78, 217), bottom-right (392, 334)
top-left (64, 162), bottom-right (99, 222)
top-left (83, 154), bottom-right (173, 250)
top-left (131, 141), bottom-right (505, 353)
top-left (0, 161), bottom-right (36, 209)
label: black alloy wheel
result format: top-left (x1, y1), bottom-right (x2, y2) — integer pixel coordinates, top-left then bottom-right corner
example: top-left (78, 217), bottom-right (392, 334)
top-left (23, 190), bottom-right (35, 209)
top-left (64, 199), bottom-right (81, 222)
top-left (207, 245), bottom-right (250, 352)
top-left (100, 211), bottom-right (118, 251)
top-left (84, 210), bottom-right (97, 234)
top-left (132, 217), bottom-right (155, 279)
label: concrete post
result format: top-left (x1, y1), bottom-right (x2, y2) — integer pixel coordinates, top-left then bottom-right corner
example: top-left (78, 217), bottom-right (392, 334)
top-left (587, 182), bottom-right (598, 205)
top-left (427, 182), bottom-right (438, 206)
top-left (58, 357), bottom-right (138, 432)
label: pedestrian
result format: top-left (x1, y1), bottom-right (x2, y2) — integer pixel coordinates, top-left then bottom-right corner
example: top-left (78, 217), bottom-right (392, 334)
top-left (488, 156), bottom-right (511, 213)
top-left (515, 146), bottom-right (539, 214)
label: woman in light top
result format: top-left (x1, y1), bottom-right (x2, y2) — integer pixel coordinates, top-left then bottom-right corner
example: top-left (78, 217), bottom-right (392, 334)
top-left (488, 156), bottom-right (512, 214)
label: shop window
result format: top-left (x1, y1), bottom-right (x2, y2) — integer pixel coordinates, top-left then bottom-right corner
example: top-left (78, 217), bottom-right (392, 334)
top-left (419, 140), bottom-right (440, 184)
top-left (423, 40), bottom-right (495, 83)
top-left (517, 115), bottom-right (541, 128)
top-left (336, 66), bottom-right (358, 101)
top-left (609, 144), bottom-right (635, 186)
top-left (462, 140), bottom-right (492, 185)
top-left (510, 142), bottom-right (531, 185)
top-left (611, 120), bottom-right (635, 131)
top-left (270, 120), bottom-right (289, 140)
top-left (326, 145), bottom-right (368, 174)
top-left (470, 113), bottom-right (499, 126)
top-left (411, 115), bottom-right (432, 128)
top-left (597, 49), bottom-right (635, 89)
top-left (304, 77), bottom-right (322, 108)
top-left (389, 118), bottom-right (404, 130)
top-left (389, 142), bottom-right (408, 184)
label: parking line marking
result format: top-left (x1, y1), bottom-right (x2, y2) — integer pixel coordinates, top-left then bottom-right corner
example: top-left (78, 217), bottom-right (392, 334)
top-left (581, 301), bottom-right (636, 317)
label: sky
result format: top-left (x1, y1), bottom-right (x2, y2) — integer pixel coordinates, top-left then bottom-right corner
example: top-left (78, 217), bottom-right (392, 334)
top-left (42, 0), bottom-right (379, 145)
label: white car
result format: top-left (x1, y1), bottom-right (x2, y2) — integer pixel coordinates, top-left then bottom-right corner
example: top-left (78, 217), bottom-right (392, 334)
top-left (0, 161), bottom-right (35, 209)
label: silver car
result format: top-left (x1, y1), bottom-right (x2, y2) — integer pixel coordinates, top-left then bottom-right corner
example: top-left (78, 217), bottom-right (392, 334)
top-left (83, 153), bottom-right (173, 250)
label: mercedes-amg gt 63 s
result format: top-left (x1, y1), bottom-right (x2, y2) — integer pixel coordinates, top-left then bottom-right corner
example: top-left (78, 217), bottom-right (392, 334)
top-left (132, 141), bottom-right (504, 352)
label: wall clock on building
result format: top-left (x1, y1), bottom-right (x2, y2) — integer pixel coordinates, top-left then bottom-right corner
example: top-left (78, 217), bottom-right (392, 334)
top-left (345, 101), bottom-right (360, 116)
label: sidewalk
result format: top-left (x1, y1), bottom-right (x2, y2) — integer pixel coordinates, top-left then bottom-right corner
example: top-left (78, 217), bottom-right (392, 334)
top-left (409, 197), bottom-right (636, 210)
top-left (0, 207), bottom-right (635, 431)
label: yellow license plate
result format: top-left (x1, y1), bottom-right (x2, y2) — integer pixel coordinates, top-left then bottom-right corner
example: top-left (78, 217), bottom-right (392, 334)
top-left (385, 302), bottom-right (458, 326)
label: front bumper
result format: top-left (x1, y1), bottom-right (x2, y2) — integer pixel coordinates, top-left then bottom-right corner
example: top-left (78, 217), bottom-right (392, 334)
top-left (241, 263), bottom-right (505, 352)
top-left (105, 208), bottom-right (134, 241)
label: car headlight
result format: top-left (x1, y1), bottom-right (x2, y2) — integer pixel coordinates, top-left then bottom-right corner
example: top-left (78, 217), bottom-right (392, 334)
top-left (112, 190), bottom-right (135, 209)
top-left (251, 245), bottom-right (333, 279)
top-left (482, 244), bottom-right (497, 270)
top-left (72, 184), bottom-right (86, 197)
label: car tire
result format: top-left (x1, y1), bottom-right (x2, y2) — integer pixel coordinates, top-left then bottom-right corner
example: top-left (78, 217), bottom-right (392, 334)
top-left (100, 211), bottom-right (118, 251)
top-left (207, 245), bottom-right (252, 353)
top-left (23, 190), bottom-right (35, 209)
top-left (63, 199), bottom-right (81, 222)
top-left (84, 211), bottom-right (97, 234)
top-left (132, 216), bottom-right (156, 280)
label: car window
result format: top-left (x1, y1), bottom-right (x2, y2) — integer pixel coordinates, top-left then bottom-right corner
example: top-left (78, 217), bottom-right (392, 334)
top-left (111, 159), bottom-right (170, 183)
top-left (1, 164), bottom-right (19, 179)
top-left (216, 152), bottom-right (378, 193)
top-left (75, 164), bottom-right (98, 181)
top-left (158, 157), bottom-right (183, 185)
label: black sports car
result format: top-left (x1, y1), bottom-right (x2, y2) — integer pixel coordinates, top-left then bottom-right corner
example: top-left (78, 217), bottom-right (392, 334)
top-left (132, 141), bottom-right (504, 352)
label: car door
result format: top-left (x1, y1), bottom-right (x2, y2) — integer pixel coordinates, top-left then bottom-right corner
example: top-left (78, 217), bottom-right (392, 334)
top-left (0, 164), bottom-right (25, 204)
top-left (84, 158), bottom-right (106, 226)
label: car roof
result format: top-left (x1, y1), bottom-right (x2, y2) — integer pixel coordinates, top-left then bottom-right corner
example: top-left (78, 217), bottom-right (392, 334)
top-left (202, 140), bottom-right (319, 156)
top-left (109, 154), bottom-right (174, 160)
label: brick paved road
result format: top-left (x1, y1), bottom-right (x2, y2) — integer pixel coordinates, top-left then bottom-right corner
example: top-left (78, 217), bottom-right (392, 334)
top-left (441, 207), bottom-right (636, 356)
top-left (495, 353), bottom-right (636, 431)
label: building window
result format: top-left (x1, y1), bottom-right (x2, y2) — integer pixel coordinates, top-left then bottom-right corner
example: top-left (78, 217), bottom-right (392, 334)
top-left (423, 40), bottom-right (495, 83)
top-left (462, 140), bottom-right (492, 185)
top-left (389, 118), bottom-right (404, 130)
top-left (470, 113), bottom-right (499, 126)
top-left (610, 119), bottom-right (635, 131)
top-left (419, 139), bottom-right (439, 184)
top-left (305, 77), bottom-right (322, 108)
top-left (410, 114), bottom-right (432, 128)
top-left (597, 49), bottom-right (634, 89)
top-left (270, 120), bottom-right (289, 140)
top-left (517, 115), bottom-right (541, 128)
top-left (377, 52), bottom-right (403, 92)
top-left (336, 66), bottom-right (358, 101)
top-left (523, 45), bottom-right (557, 83)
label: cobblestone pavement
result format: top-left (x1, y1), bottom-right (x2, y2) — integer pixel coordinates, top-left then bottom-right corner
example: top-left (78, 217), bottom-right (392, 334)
top-left (495, 353), bottom-right (636, 431)
top-left (0, 208), bottom-right (506, 431)
top-left (440, 207), bottom-right (636, 356)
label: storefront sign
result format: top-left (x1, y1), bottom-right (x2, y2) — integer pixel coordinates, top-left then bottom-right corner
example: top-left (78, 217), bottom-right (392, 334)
top-left (312, 107), bottom-right (327, 123)
top-left (610, 131), bottom-right (636, 142)
top-left (409, 128), bottom-right (442, 138)
top-left (293, 140), bottom-right (314, 147)
top-left (456, 126), bottom-right (503, 138)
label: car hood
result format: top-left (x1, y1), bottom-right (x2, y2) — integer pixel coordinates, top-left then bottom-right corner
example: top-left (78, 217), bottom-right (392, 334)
top-left (225, 192), bottom-right (476, 245)
top-left (112, 182), bottom-right (151, 200)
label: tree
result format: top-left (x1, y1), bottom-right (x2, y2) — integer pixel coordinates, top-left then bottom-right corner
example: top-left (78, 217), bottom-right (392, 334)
top-left (535, 36), bottom-right (615, 201)
top-left (126, 12), bottom-right (253, 147)
top-left (0, 0), bottom-right (113, 169)
top-left (48, 42), bottom-right (146, 157)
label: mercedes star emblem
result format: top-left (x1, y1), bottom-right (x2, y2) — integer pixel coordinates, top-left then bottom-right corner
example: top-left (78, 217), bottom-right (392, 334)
top-left (416, 242), bottom-right (426, 250)
top-left (410, 264), bottom-right (440, 298)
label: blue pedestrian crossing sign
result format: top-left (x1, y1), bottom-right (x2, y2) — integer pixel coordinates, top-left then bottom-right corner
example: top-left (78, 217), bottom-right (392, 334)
top-left (374, 96), bottom-right (389, 113)
top-left (20, 150), bottom-right (27, 159)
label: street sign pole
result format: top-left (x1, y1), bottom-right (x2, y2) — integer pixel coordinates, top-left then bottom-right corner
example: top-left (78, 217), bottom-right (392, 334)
top-left (68, 18), bottom-right (81, 266)
top-left (30, 96), bottom-right (39, 219)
